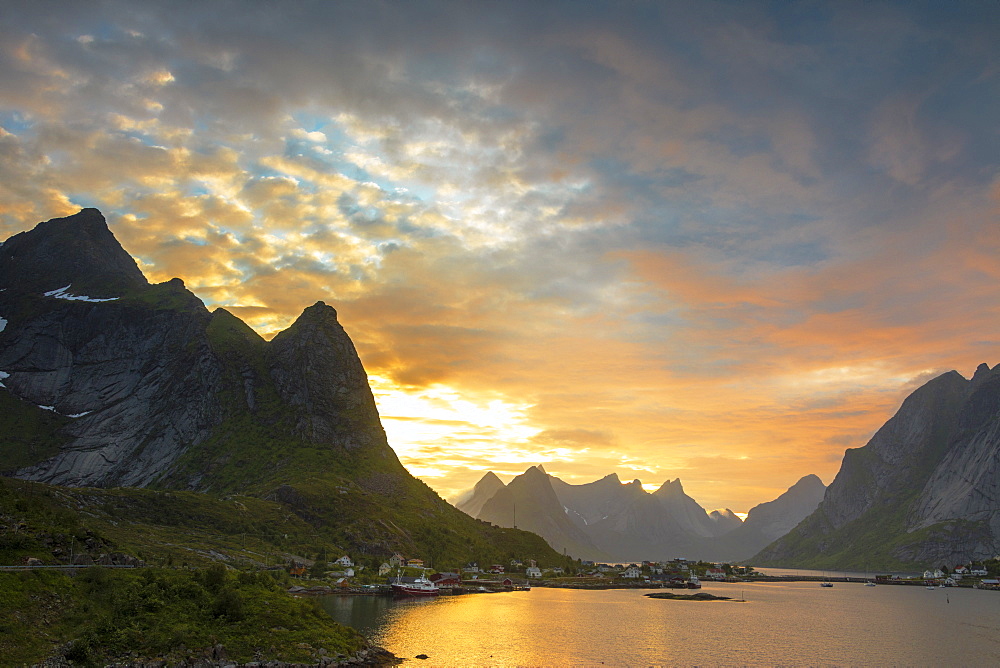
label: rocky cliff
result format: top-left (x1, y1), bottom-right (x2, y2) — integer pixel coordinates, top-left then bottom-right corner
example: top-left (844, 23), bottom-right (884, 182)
top-left (754, 366), bottom-right (1000, 569)
top-left (0, 208), bottom-right (571, 567)
top-left (0, 209), bottom-right (399, 491)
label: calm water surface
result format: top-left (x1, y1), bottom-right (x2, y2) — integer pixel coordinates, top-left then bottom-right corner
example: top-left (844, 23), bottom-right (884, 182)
top-left (323, 582), bottom-right (1000, 666)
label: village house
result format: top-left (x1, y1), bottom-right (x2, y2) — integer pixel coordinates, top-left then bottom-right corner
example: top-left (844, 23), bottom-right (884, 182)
top-left (463, 562), bottom-right (480, 573)
top-left (429, 572), bottom-right (462, 585)
top-left (489, 564), bottom-right (505, 574)
top-left (550, 567), bottom-right (564, 575)
top-left (706, 568), bottom-right (726, 581)
top-left (378, 562), bottom-right (392, 576)
top-left (407, 558), bottom-right (425, 569)
top-left (970, 566), bottom-right (988, 577)
top-left (334, 555), bottom-right (354, 568)
top-left (526, 565), bottom-right (542, 578)
top-left (388, 553), bottom-right (405, 568)
top-left (623, 565), bottom-right (642, 579)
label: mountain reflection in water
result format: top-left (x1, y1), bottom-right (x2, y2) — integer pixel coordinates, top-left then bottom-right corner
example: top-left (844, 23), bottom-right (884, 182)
top-left (323, 583), bottom-right (1000, 666)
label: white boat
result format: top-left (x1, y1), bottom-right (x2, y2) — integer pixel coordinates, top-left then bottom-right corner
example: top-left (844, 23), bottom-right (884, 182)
top-left (391, 572), bottom-right (439, 596)
top-left (865, 581), bottom-right (876, 587)
top-left (820, 581), bottom-right (834, 588)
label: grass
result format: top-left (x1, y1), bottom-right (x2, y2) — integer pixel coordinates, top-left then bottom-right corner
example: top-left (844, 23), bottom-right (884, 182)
top-left (0, 392), bottom-right (71, 474)
top-left (0, 566), bottom-right (366, 666)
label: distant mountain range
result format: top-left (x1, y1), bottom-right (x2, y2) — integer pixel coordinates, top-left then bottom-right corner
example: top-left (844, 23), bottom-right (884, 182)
top-left (456, 465), bottom-right (826, 562)
top-left (755, 364), bottom-right (1000, 570)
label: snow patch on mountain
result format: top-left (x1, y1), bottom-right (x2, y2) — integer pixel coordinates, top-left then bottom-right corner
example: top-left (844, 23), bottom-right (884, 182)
top-left (44, 285), bottom-right (119, 302)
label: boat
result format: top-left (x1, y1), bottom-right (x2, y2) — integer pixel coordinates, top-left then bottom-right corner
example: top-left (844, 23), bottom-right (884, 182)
top-left (820, 581), bottom-right (834, 588)
top-left (686, 574), bottom-right (701, 589)
top-left (390, 572), bottom-right (439, 596)
top-left (865, 581), bottom-right (876, 587)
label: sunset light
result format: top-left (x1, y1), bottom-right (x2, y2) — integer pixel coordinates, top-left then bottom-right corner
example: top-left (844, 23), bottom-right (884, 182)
top-left (1, 0), bottom-right (997, 517)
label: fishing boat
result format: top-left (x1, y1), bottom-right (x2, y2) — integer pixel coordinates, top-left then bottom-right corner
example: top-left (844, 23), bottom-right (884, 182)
top-left (391, 572), bottom-right (439, 596)
top-left (820, 581), bottom-right (834, 587)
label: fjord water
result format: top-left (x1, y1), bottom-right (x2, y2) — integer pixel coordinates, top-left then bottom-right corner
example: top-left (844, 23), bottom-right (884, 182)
top-left (323, 582), bottom-right (1000, 666)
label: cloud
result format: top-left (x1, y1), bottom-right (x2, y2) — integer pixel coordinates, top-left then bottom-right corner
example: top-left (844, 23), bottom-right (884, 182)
top-left (1, 0), bottom-right (998, 512)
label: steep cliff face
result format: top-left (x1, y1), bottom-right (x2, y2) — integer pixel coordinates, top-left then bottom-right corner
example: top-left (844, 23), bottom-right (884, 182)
top-left (0, 210), bottom-right (402, 492)
top-left (755, 367), bottom-right (1000, 569)
top-left (268, 301), bottom-right (390, 452)
top-left (819, 371), bottom-right (969, 531)
top-left (0, 211), bottom-right (224, 487)
top-left (910, 365), bottom-right (1000, 537)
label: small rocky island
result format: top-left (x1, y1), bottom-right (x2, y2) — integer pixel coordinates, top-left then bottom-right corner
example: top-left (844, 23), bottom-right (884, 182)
top-left (645, 591), bottom-right (739, 601)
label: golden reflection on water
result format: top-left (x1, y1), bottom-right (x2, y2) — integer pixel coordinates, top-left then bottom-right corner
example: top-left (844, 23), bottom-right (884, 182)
top-left (350, 583), bottom-right (1000, 667)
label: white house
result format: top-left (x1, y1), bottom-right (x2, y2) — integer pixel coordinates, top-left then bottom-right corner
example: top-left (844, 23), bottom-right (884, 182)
top-left (970, 566), bottom-right (988, 576)
top-left (378, 563), bottom-right (392, 576)
top-left (334, 555), bottom-right (354, 568)
top-left (623, 566), bottom-right (642, 579)
top-left (526, 565), bottom-right (542, 578)
top-left (464, 562), bottom-right (480, 573)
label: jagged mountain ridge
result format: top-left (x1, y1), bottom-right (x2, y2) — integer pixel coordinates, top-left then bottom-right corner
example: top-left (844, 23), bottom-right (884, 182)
top-left (754, 365), bottom-right (1000, 569)
top-left (0, 208), bottom-right (570, 567)
top-left (478, 465), bottom-right (608, 560)
top-left (459, 466), bottom-right (825, 562)
top-left (0, 208), bottom-right (395, 490)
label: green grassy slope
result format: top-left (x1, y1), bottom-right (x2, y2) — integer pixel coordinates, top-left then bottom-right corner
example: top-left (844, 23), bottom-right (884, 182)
top-left (0, 566), bottom-right (365, 666)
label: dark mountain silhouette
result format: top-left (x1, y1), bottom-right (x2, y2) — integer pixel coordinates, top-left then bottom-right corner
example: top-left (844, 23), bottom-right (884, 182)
top-left (0, 208), bottom-right (567, 566)
top-left (755, 366), bottom-right (1000, 569)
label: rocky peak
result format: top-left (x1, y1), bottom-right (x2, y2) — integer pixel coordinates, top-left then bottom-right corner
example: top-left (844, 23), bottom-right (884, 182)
top-left (0, 209), bottom-right (147, 297)
top-left (267, 301), bottom-right (387, 450)
top-left (653, 478), bottom-right (684, 498)
top-left (454, 471), bottom-right (507, 517)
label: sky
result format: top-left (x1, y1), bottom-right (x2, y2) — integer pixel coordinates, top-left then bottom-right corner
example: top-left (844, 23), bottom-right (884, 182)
top-left (1, 1), bottom-right (998, 513)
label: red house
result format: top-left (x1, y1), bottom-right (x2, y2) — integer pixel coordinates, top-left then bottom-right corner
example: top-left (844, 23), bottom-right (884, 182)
top-left (429, 572), bottom-right (462, 585)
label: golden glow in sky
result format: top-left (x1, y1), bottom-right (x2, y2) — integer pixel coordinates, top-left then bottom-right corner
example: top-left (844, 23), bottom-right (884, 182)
top-left (1, 1), bottom-right (999, 512)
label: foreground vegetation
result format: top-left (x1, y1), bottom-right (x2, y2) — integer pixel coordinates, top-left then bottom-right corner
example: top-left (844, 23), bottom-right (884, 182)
top-left (0, 473), bottom-right (572, 663)
top-left (0, 474), bottom-right (571, 576)
top-left (0, 565), bottom-right (366, 665)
